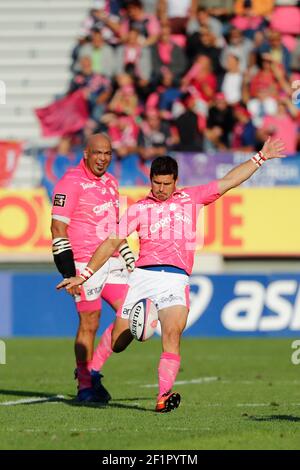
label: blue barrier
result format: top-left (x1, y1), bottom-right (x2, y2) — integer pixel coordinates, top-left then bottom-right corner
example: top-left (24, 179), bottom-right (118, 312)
top-left (0, 272), bottom-right (300, 337)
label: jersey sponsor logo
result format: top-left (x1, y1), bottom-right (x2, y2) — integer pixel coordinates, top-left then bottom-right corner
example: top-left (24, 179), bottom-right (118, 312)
top-left (138, 202), bottom-right (157, 210)
top-left (93, 200), bottom-right (118, 215)
top-left (53, 193), bottom-right (66, 207)
top-left (150, 215), bottom-right (171, 233)
top-left (80, 182), bottom-right (97, 190)
top-left (149, 212), bottom-right (192, 234)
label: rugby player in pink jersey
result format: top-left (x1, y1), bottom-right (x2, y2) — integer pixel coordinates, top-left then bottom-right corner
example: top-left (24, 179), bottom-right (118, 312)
top-left (51, 133), bottom-right (135, 403)
top-left (57, 136), bottom-right (285, 411)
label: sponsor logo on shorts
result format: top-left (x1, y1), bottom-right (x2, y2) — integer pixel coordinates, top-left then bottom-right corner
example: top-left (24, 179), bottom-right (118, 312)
top-left (86, 286), bottom-right (101, 297)
top-left (158, 294), bottom-right (184, 306)
top-left (122, 308), bottom-right (131, 317)
top-left (53, 193), bottom-right (66, 207)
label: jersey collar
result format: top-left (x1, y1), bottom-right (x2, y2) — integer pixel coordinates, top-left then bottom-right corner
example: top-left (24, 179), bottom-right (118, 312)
top-left (146, 188), bottom-right (182, 203)
top-left (80, 159), bottom-right (108, 183)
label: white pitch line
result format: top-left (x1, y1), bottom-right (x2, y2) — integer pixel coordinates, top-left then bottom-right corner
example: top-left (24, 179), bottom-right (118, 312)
top-left (0, 395), bottom-right (65, 406)
top-left (141, 377), bottom-right (219, 388)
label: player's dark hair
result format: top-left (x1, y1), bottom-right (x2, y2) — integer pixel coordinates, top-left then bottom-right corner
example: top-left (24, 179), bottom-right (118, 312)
top-left (150, 156), bottom-right (178, 181)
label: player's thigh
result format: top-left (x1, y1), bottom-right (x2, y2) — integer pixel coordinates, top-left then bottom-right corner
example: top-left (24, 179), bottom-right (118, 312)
top-left (102, 257), bottom-right (129, 312)
top-left (158, 305), bottom-right (189, 336)
top-left (111, 316), bottom-right (133, 353)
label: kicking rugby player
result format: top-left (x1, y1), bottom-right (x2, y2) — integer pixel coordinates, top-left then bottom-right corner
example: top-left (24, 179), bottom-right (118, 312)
top-left (57, 137), bottom-right (285, 411)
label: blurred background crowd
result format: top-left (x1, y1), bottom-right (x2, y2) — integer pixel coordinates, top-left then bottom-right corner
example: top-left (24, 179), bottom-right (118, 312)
top-left (35, 0), bottom-right (300, 186)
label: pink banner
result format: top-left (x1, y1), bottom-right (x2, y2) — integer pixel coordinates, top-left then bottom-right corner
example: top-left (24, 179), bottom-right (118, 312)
top-left (35, 90), bottom-right (89, 137)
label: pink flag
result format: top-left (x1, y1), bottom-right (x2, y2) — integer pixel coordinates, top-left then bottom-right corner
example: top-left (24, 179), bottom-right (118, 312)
top-left (35, 90), bottom-right (89, 137)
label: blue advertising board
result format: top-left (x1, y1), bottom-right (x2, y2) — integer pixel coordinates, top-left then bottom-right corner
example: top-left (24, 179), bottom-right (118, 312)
top-left (1, 272), bottom-right (300, 337)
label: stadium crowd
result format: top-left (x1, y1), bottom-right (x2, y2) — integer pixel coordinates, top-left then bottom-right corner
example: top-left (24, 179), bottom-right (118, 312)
top-left (54, 0), bottom-right (300, 182)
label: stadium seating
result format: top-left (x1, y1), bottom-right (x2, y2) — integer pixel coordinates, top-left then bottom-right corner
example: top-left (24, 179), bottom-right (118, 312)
top-left (0, 0), bottom-right (91, 142)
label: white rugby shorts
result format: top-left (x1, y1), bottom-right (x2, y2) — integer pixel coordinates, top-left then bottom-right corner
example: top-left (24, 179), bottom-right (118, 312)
top-left (74, 256), bottom-right (128, 305)
top-left (120, 268), bottom-right (190, 319)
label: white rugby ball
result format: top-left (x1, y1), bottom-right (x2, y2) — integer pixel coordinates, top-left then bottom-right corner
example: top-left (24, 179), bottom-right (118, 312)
top-left (129, 298), bottom-right (158, 342)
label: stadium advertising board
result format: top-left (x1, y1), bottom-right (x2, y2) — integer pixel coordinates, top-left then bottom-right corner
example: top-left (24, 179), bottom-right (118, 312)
top-left (176, 152), bottom-right (300, 187)
top-left (1, 273), bottom-right (299, 337)
top-left (0, 187), bottom-right (299, 258)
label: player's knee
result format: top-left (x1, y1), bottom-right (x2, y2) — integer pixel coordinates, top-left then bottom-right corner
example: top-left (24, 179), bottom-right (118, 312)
top-left (79, 314), bottom-right (99, 334)
top-left (162, 327), bottom-right (181, 347)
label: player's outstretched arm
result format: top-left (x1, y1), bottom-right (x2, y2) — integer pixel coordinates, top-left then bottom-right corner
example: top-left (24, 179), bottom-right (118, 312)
top-left (56, 235), bottom-right (125, 293)
top-left (217, 137), bottom-right (286, 196)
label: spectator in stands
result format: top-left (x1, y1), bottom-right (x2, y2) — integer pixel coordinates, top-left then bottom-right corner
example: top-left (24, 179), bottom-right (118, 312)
top-left (221, 27), bottom-right (253, 72)
top-left (257, 95), bottom-right (299, 155)
top-left (146, 67), bottom-right (183, 118)
top-left (205, 92), bottom-right (235, 151)
top-left (80, 0), bottom-right (121, 45)
top-left (115, 27), bottom-right (152, 82)
top-left (157, 0), bottom-right (198, 35)
top-left (120, 0), bottom-right (160, 46)
top-left (108, 73), bottom-right (140, 117)
top-left (247, 88), bottom-right (278, 128)
top-left (232, 105), bottom-right (257, 152)
top-left (248, 53), bottom-right (290, 99)
top-left (106, 113), bottom-right (141, 185)
top-left (221, 54), bottom-right (243, 105)
top-left (186, 26), bottom-right (223, 78)
top-left (231, 13), bottom-right (264, 41)
top-left (151, 23), bottom-right (187, 83)
top-left (291, 37), bottom-right (300, 72)
top-left (187, 6), bottom-right (223, 39)
top-left (137, 108), bottom-right (176, 162)
top-left (68, 55), bottom-right (112, 128)
top-left (182, 55), bottom-right (218, 104)
top-left (173, 93), bottom-right (204, 151)
top-left (76, 29), bottom-right (118, 77)
top-left (267, 30), bottom-right (291, 75)
top-left (71, 33), bottom-right (90, 74)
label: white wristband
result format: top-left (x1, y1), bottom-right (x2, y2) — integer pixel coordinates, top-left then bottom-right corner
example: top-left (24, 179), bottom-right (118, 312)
top-left (251, 151), bottom-right (266, 168)
top-left (79, 266), bottom-right (94, 282)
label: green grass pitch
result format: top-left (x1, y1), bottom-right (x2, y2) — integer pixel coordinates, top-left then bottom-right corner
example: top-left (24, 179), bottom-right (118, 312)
top-left (0, 338), bottom-right (300, 450)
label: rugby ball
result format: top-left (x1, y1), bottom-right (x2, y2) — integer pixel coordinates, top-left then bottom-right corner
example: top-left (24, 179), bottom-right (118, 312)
top-left (129, 298), bottom-right (158, 342)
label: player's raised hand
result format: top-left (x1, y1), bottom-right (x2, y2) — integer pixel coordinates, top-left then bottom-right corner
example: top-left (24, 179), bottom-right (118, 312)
top-left (56, 276), bottom-right (84, 295)
top-left (262, 137), bottom-right (286, 160)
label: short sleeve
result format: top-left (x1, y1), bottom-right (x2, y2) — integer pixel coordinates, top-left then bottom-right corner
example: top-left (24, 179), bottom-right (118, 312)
top-left (185, 180), bottom-right (221, 206)
top-left (51, 174), bottom-right (80, 224)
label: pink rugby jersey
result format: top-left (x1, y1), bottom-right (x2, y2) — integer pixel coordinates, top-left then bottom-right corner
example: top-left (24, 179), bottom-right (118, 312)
top-left (118, 181), bottom-right (220, 275)
top-left (52, 159), bottom-right (119, 262)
